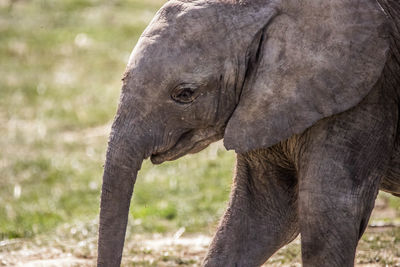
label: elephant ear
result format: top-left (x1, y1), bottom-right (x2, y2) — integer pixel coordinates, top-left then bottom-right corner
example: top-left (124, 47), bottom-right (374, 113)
top-left (223, 0), bottom-right (389, 153)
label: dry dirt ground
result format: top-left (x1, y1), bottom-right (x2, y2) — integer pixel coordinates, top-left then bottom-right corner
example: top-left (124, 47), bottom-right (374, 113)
top-left (0, 198), bottom-right (399, 267)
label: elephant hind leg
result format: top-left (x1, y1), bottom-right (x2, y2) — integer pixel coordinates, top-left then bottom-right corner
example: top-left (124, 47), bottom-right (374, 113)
top-left (203, 149), bottom-right (299, 267)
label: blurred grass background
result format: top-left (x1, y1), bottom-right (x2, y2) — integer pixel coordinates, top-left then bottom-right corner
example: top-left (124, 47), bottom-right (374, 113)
top-left (0, 0), bottom-right (399, 266)
top-left (0, 0), bottom-right (234, 241)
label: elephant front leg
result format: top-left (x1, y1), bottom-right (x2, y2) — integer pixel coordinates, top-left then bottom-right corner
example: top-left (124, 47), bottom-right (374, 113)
top-left (203, 151), bottom-right (299, 267)
top-left (297, 109), bottom-right (396, 266)
top-left (298, 184), bottom-right (379, 267)
top-left (298, 155), bottom-right (384, 267)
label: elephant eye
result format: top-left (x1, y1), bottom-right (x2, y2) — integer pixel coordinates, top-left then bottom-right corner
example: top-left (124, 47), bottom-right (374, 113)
top-left (171, 84), bottom-right (199, 104)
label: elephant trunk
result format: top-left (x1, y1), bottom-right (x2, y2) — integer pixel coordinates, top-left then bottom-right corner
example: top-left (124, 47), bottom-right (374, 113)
top-left (97, 99), bottom-right (149, 266)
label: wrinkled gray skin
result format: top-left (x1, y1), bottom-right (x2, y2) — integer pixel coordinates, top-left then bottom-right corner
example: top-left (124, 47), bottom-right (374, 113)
top-left (97, 0), bottom-right (400, 266)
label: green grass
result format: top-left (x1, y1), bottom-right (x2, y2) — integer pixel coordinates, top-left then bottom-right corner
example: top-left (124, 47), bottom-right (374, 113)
top-left (130, 147), bottom-right (233, 234)
top-left (0, 0), bottom-right (235, 240)
top-left (0, 0), bottom-right (399, 265)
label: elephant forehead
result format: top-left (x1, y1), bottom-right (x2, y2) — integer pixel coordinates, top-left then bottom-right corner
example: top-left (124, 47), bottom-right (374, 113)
top-left (141, 1), bottom-right (231, 47)
top-left (126, 37), bottom-right (218, 83)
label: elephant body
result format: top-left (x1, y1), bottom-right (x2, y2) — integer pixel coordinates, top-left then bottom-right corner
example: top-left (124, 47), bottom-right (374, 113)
top-left (97, 0), bottom-right (400, 266)
top-left (379, 0), bottom-right (400, 197)
top-left (205, 52), bottom-right (400, 266)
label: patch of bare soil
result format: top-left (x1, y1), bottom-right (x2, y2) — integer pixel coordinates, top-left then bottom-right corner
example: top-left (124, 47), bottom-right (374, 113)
top-left (1, 197), bottom-right (399, 266)
top-left (1, 228), bottom-right (399, 267)
top-left (0, 245), bottom-right (92, 267)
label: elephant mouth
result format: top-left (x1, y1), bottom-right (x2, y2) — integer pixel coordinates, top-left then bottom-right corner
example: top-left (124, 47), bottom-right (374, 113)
top-left (150, 128), bottom-right (223, 164)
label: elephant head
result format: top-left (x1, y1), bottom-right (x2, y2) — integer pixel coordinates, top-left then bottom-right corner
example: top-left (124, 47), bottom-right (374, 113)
top-left (98, 0), bottom-right (388, 265)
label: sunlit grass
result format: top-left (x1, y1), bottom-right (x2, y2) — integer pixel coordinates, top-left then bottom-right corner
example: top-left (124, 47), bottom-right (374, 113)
top-left (0, 0), bottom-right (236, 240)
top-left (131, 144), bottom-right (234, 234)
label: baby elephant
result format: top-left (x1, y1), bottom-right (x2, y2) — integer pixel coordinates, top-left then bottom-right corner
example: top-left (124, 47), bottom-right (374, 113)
top-left (97, 0), bottom-right (400, 266)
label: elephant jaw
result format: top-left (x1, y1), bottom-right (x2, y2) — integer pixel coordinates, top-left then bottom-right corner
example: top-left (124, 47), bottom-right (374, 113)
top-left (150, 128), bottom-right (223, 164)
